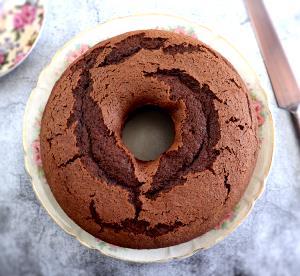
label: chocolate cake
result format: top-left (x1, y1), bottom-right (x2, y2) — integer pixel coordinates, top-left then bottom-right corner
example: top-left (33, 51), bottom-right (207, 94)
top-left (40, 30), bottom-right (259, 249)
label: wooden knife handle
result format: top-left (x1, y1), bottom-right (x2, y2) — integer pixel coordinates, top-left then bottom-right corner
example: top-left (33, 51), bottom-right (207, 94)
top-left (291, 106), bottom-right (300, 142)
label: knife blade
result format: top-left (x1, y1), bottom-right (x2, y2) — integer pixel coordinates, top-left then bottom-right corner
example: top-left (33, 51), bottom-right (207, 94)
top-left (244, 0), bottom-right (300, 139)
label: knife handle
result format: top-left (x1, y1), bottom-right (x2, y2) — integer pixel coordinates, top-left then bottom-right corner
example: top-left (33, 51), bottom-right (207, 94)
top-left (291, 105), bottom-right (300, 142)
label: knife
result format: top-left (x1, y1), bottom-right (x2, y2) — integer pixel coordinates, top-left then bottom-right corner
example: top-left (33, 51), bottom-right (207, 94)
top-left (244, 0), bottom-right (300, 139)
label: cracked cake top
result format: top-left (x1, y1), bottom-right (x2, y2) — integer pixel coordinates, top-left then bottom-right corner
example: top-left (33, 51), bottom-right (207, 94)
top-left (40, 30), bottom-right (259, 249)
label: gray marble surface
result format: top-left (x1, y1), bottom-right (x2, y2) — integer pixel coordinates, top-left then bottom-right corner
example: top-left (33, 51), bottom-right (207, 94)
top-left (0, 0), bottom-right (300, 275)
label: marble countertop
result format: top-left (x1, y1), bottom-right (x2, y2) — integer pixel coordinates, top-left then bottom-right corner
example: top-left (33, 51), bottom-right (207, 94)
top-left (0, 0), bottom-right (300, 275)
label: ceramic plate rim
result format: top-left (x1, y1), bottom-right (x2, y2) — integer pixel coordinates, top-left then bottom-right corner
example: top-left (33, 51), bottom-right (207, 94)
top-left (23, 13), bottom-right (274, 263)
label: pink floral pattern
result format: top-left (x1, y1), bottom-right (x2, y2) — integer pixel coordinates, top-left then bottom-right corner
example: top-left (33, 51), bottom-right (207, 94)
top-left (14, 13), bottom-right (25, 30)
top-left (253, 99), bottom-right (265, 126)
top-left (32, 138), bottom-right (42, 167)
top-left (67, 44), bottom-right (90, 64)
top-left (14, 3), bottom-right (37, 30)
top-left (0, 52), bottom-right (6, 65)
top-left (14, 52), bottom-right (26, 65)
top-left (0, 0), bottom-right (44, 75)
top-left (215, 205), bottom-right (239, 230)
top-left (173, 26), bottom-right (197, 39)
top-left (157, 25), bottom-right (197, 38)
top-left (21, 4), bottom-right (37, 25)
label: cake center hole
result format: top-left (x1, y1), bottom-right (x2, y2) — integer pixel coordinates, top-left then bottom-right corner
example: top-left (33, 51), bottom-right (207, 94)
top-left (122, 105), bottom-right (175, 161)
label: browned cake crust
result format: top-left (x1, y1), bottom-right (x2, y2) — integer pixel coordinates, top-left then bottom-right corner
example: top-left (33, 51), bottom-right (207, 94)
top-left (40, 30), bottom-right (259, 249)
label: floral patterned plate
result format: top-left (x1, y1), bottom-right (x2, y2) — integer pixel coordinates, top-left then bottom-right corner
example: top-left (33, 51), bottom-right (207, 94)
top-left (0, 0), bottom-right (45, 77)
top-left (23, 14), bottom-right (274, 263)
